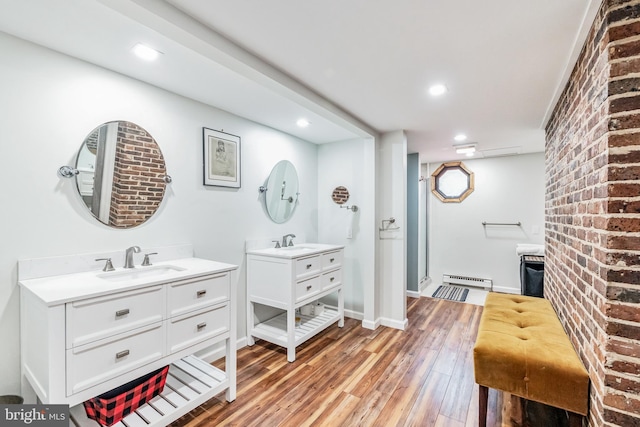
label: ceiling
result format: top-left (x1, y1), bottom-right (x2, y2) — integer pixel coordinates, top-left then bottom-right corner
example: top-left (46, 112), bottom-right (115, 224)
top-left (0, 0), bottom-right (599, 163)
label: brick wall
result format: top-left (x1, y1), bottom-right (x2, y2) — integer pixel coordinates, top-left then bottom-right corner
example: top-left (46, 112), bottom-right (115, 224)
top-left (109, 122), bottom-right (166, 228)
top-left (545, 1), bottom-right (640, 425)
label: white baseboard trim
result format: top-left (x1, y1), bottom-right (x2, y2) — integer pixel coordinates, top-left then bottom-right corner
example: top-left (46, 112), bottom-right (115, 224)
top-left (492, 286), bottom-right (520, 294)
top-left (380, 317), bottom-right (408, 331)
top-left (363, 316), bottom-right (409, 331)
top-left (362, 318), bottom-right (380, 330)
top-left (419, 276), bottom-right (432, 293)
top-left (197, 336), bottom-right (248, 363)
top-left (344, 308), bottom-right (363, 320)
top-left (407, 290), bottom-right (421, 299)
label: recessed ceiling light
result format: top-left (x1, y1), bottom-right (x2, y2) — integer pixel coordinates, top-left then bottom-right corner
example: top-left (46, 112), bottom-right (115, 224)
top-left (132, 43), bottom-right (161, 61)
top-left (296, 118), bottom-right (310, 128)
top-left (428, 84), bottom-right (448, 97)
top-left (454, 134), bottom-right (467, 142)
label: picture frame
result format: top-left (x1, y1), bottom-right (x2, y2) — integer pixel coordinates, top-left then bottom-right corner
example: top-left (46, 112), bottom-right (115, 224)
top-left (203, 127), bottom-right (241, 188)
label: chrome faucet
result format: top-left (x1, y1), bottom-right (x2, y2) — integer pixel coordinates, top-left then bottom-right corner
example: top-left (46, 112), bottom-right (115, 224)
top-left (282, 234), bottom-right (296, 247)
top-left (124, 246), bottom-right (141, 268)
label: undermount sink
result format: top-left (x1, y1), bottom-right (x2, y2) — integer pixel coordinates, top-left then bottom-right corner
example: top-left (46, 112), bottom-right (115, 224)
top-left (277, 245), bottom-right (313, 251)
top-left (248, 243), bottom-right (343, 259)
top-left (97, 265), bottom-right (186, 282)
top-left (273, 243), bottom-right (331, 253)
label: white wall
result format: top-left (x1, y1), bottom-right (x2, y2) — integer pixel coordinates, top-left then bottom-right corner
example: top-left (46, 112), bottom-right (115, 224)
top-left (375, 131), bottom-right (407, 329)
top-left (419, 163), bottom-right (428, 284)
top-left (0, 33), bottom-right (322, 394)
top-left (318, 138), bottom-right (376, 319)
top-left (428, 153), bottom-right (545, 293)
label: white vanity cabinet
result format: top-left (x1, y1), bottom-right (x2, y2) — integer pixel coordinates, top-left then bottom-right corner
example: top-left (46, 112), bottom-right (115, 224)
top-left (246, 245), bottom-right (344, 362)
top-left (19, 257), bottom-right (237, 427)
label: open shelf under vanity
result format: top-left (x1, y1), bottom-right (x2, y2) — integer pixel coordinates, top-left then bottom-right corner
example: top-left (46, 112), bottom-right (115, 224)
top-left (69, 355), bottom-right (227, 427)
top-left (251, 306), bottom-right (341, 349)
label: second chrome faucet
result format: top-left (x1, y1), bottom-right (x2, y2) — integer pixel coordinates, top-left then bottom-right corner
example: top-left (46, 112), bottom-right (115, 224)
top-left (282, 234), bottom-right (296, 247)
top-left (124, 246), bottom-right (141, 268)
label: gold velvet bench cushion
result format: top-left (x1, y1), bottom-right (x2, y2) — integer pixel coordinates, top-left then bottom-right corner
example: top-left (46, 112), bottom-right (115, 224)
top-left (473, 293), bottom-right (589, 417)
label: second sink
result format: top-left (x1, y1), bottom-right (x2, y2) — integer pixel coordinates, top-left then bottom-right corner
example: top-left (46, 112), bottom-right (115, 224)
top-left (97, 265), bottom-right (186, 282)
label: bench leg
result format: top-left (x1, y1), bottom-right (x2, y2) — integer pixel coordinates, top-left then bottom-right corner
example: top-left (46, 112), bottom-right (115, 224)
top-left (479, 385), bottom-right (488, 427)
top-left (568, 411), bottom-right (583, 427)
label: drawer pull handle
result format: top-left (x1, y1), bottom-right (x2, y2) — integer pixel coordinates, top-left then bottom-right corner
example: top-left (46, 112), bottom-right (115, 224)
top-left (306, 264), bottom-right (312, 269)
top-left (330, 258), bottom-right (335, 262)
top-left (116, 350), bottom-right (130, 359)
top-left (197, 290), bottom-right (207, 298)
top-left (306, 285), bottom-right (312, 291)
top-left (197, 322), bottom-right (207, 331)
top-left (115, 309), bottom-right (130, 317)
top-left (330, 277), bottom-right (335, 282)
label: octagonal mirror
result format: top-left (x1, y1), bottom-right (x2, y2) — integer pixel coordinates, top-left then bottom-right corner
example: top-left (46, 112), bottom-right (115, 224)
top-left (431, 161), bottom-right (474, 203)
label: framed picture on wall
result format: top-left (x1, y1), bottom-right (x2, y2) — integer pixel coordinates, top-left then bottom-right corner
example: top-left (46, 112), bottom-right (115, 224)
top-left (203, 127), bottom-right (241, 188)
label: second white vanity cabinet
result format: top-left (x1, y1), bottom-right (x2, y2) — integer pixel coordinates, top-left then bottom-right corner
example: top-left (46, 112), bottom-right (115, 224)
top-left (246, 244), bottom-right (344, 362)
top-left (19, 256), bottom-right (237, 427)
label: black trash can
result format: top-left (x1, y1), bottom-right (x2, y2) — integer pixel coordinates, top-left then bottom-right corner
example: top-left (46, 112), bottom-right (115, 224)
top-left (520, 255), bottom-right (544, 297)
top-left (0, 395), bottom-right (23, 404)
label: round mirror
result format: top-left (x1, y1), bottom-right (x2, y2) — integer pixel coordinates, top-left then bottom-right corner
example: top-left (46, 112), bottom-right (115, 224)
top-left (332, 186), bottom-right (350, 205)
top-left (75, 121), bottom-right (167, 228)
top-left (431, 161), bottom-right (474, 203)
top-left (263, 160), bottom-right (299, 223)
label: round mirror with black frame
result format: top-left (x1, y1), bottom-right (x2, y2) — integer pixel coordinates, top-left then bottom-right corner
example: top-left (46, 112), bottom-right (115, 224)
top-left (262, 160), bottom-right (299, 223)
top-left (74, 120), bottom-right (168, 228)
top-left (431, 161), bottom-right (474, 203)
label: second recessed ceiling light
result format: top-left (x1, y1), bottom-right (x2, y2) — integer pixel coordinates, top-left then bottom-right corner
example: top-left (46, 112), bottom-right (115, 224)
top-left (132, 43), bottom-right (161, 61)
top-left (428, 84), bottom-right (448, 97)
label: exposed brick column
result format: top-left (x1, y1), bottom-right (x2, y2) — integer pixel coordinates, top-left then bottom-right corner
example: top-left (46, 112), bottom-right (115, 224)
top-left (546, 1), bottom-right (640, 425)
top-left (110, 122), bottom-right (166, 228)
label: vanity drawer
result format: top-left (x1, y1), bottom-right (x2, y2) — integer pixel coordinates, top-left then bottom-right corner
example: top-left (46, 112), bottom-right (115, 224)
top-left (167, 273), bottom-right (229, 318)
top-left (295, 256), bottom-right (321, 279)
top-left (167, 303), bottom-right (229, 354)
top-left (322, 250), bottom-right (343, 271)
top-left (66, 321), bottom-right (165, 396)
top-left (295, 276), bottom-right (321, 303)
top-left (321, 268), bottom-right (342, 290)
top-left (66, 285), bottom-right (164, 349)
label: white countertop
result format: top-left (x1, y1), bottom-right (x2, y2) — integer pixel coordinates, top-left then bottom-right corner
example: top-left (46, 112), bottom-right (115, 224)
top-left (246, 243), bottom-right (344, 259)
top-left (19, 257), bottom-right (237, 306)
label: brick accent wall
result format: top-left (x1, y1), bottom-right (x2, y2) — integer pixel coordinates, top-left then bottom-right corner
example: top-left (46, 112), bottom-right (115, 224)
top-left (545, 1), bottom-right (640, 425)
top-left (109, 122), bottom-right (166, 228)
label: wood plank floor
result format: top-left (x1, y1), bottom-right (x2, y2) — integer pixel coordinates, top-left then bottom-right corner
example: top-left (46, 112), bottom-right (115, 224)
top-left (168, 297), bottom-right (564, 426)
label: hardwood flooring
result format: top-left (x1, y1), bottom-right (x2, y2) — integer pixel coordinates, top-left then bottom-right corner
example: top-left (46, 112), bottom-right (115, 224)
top-left (168, 297), bottom-right (563, 426)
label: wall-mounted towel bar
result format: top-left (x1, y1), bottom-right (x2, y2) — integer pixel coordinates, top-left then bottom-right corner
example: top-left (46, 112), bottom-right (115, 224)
top-left (482, 221), bottom-right (521, 226)
top-left (380, 217), bottom-right (400, 231)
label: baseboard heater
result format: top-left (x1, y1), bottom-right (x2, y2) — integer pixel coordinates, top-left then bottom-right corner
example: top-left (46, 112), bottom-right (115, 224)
top-left (443, 274), bottom-right (492, 290)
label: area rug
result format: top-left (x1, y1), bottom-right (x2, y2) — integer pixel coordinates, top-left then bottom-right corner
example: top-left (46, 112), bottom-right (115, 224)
top-left (431, 285), bottom-right (469, 302)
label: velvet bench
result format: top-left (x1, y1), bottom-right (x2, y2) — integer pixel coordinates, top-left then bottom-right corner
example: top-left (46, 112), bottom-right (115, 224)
top-left (473, 293), bottom-right (589, 427)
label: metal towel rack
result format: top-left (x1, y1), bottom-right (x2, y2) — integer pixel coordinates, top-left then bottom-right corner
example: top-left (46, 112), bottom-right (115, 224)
top-left (482, 221), bottom-right (521, 226)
